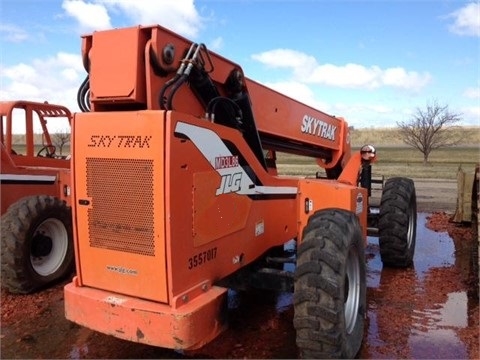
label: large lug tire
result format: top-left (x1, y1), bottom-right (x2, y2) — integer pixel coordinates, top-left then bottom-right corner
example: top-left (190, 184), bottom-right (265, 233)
top-left (294, 209), bottom-right (366, 359)
top-left (378, 177), bottom-right (417, 267)
top-left (1, 195), bottom-right (74, 294)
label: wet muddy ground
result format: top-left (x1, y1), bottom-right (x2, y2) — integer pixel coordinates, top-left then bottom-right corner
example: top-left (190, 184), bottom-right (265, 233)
top-left (1, 177), bottom-right (479, 359)
top-left (1, 212), bottom-right (477, 359)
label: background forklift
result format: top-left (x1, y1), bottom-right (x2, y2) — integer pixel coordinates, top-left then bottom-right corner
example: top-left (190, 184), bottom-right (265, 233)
top-left (1, 100), bottom-right (74, 294)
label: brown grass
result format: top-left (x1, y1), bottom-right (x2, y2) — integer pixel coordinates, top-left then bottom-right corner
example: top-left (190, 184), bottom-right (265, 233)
top-left (275, 126), bottom-right (479, 180)
top-left (350, 126), bottom-right (480, 147)
top-left (11, 127), bottom-right (480, 180)
top-left (276, 146), bottom-right (479, 180)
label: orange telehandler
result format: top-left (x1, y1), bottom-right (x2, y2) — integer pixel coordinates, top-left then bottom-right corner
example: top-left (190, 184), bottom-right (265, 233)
top-left (1, 100), bottom-right (74, 294)
top-left (64, 24), bottom-right (417, 358)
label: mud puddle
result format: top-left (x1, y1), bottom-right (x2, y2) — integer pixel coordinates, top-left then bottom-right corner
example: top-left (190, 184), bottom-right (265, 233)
top-left (361, 213), bottom-right (478, 359)
top-left (1, 212), bottom-right (478, 359)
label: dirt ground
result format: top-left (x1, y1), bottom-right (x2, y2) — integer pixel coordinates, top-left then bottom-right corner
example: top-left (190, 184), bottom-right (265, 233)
top-left (1, 178), bottom-right (478, 359)
top-left (412, 178), bottom-right (459, 213)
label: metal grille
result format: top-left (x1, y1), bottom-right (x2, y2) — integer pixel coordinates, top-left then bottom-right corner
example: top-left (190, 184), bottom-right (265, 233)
top-left (86, 157), bottom-right (155, 256)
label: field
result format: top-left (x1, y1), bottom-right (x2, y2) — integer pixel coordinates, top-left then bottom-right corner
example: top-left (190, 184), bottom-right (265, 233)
top-left (276, 146), bottom-right (479, 180)
top-left (350, 126), bottom-right (480, 147)
top-left (11, 127), bottom-right (480, 180)
top-left (276, 127), bottom-right (479, 180)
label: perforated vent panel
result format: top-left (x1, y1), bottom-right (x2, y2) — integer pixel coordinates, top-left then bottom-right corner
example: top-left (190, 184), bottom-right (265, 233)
top-left (86, 157), bottom-right (155, 256)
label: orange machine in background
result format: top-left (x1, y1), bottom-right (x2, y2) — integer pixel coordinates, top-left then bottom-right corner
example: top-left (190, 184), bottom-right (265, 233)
top-left (64, 24), bottom-right (417, 359)
top-left (1, 100), bottom-right (74, 294)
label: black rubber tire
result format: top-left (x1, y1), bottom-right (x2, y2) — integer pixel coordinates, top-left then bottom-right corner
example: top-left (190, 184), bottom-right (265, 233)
top-left (378, 177), bottom-right (417, 268)
top-left (1, 195), bottom-right (74, 294)
top-left (294, 208), bottom-right (366, 359)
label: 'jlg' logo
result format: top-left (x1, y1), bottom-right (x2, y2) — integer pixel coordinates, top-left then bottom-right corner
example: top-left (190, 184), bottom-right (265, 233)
top-left (216, 172), bottom-right (242, 195)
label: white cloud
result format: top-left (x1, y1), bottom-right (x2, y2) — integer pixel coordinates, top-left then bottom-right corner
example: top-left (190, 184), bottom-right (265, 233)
top-left (209, 36), bottom-right (224, 51)
top-left (2, 63), bottom-right (38, 82)
top-left (381, 67), bottom-right (431, 91)
top-left (0, 24), bottom-right (28, 42)
top-left (260, 80), bottom-right (331, 111)
top-left (252, 49), bottom-right (431, 91)
top-left (8, 82), bottom-right (41, 98)
top-left (252, 49), bottom-right (317, 71)
top-left (101, 0), bottom-right (203, 38)
top-left (311, 63), bottom-right (381, 89)
top-left (0, 52), bottom-right (83, 114)
top-left (459, 106), bottom-right (480, 125)
top-left (329, 102), bottom-right (399, 128)
top-left (62, 0), bottom-right (112, 33)
top-left (463, 86), bottom-right (480, 99)
top-left (248, 79), bottom-right (404, 128)
top-left (61, 68), bottom-right (79, 82)
top-left (447, 2), bottom-right (480, 37)
top-left (61, 0), bottom-right (204, 38)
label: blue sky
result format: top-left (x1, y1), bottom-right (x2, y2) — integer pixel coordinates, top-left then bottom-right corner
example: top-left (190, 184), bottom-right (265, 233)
top-left (1, 0), bottom-right (479, 130)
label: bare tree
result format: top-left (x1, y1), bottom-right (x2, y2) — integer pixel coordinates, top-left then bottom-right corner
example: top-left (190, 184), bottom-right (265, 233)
top-left (52, 129), bottom-right (71, 156)
top-left (397, 100), bottom-right (463, 164)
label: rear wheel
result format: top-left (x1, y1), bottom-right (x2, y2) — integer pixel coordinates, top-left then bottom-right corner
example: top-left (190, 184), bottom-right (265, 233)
top-left (378, 177), bottom-right (417, 267)
top-left (294, 208), bottom-right (366, 359)
top-left (1, 195), bottom-right (74, 294)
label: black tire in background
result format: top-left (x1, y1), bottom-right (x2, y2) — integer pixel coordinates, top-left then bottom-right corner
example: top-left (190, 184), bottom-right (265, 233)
top-left (294, 208), bottom-right (366, 359)
top-left (378, 177), bottom-right (417, 268)
top-left (1, 195), bottom-right (74, 294)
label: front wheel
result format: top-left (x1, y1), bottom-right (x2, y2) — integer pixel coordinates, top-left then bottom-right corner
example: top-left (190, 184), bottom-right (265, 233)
top-left (294, 208), bottom-right (366, 359)
top-left (1, 195), bottom-right (74, 294)
top-left (378, 177), bottom-right (417, 267)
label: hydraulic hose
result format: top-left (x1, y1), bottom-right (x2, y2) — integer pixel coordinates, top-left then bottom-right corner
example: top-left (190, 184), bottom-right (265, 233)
top-left (165, 73), bottom-right (189, 110)
top-left (158, 43), bottom-right (198, 110)
top-left (158, 74), bottom-right (181, 110)
top-left (77, 75), bottom-right (90, 112)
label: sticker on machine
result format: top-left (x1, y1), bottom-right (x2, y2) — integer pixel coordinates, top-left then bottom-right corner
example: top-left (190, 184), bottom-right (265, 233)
top-left (356, 193), bottom-right (364, 214)
top-left (174, 122), bottom-right (298, 196)
top-left (255, 220), bottom-right (265, 236)
top-left (105, 296), bottom-right (127, 305)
